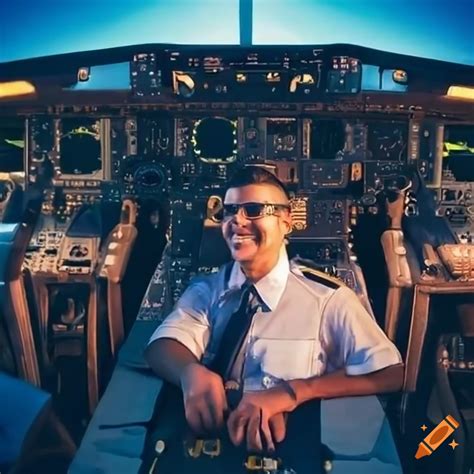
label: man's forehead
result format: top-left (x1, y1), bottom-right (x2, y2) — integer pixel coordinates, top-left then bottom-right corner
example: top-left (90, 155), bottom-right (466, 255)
top-left (224, 183), bottom-right (289, 203)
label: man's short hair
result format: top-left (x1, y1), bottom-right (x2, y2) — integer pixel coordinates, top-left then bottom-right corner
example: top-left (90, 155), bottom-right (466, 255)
top-left (225, 166), bottom-right (291, 201)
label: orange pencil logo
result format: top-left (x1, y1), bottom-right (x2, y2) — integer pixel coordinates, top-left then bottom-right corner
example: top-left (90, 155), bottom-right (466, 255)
top-left (415, 415), bottom-right (459, 459)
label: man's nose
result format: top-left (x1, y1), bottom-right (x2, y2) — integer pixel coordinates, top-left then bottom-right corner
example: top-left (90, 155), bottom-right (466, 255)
top-left (233, 207), bottom-right (249, 225)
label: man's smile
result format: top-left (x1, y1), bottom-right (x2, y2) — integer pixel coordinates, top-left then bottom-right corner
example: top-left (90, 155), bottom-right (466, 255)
top-left (231, 234), bottom-right (257, 244)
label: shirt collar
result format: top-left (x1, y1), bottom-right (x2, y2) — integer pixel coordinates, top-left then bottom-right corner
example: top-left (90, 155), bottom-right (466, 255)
top-left (227, 246), bottom-right (290, 311)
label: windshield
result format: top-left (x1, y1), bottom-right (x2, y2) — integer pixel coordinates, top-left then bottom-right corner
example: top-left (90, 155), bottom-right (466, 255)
top-left (1, 0), bottom-right (473, 64)
top-left (0, 0), bottom-right (240, 62)
top-left (253, 0), bottom-right (474, 65)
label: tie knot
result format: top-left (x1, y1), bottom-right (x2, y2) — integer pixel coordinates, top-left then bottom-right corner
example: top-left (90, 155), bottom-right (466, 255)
top-left (239, 281), bottom-right (251, 303)
top-left (239, 282), bottom-right (261, 313)
top-left (241, 279), bottom-right (252, 292)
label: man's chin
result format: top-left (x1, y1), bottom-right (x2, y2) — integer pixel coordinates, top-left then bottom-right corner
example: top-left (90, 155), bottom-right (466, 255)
top-left (230, 248), bottom-right (257, 263)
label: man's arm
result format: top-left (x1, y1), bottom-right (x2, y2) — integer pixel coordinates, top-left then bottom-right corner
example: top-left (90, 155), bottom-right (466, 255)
top-left (289, 363), bottom-right (404, 404)
top-left (144, 276), bottom-right (214, 381)
top-left (143, 279), bottom-right (230, 433)
top-left (227, 363), bottom-right (403, 451)
top-left (146, 337), bottom-right (229, 434)
top-left (230, 363), bottom-right (404, 423)
top-left (290, 284), bottom-right (404, 403)
top-left (145, 338), bottom-right (199, 386)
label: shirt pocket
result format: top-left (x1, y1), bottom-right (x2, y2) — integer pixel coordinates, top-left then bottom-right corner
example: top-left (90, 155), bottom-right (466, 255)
top-left (250, 337), bottom-right (316, 381)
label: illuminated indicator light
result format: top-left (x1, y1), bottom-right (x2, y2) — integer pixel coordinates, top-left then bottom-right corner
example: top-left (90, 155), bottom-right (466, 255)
top-left (447, 86), bottom-right (474, 100)
top-left (351, 162), bottom-right (363, 181)
top-left (266, 72), bottom-right (281, 82)
top-left (5, 139), bottom-right (24, 148)
top-left (77, 67), bottom-right (90, 82)
top-left (392, 69), bottom-right (408, 84)
top-left (0, 81), bottom-right (35, 98)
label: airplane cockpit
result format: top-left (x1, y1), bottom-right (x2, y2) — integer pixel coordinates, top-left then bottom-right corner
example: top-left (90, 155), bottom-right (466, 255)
top-left (0, 10), bottom-right (473, 474)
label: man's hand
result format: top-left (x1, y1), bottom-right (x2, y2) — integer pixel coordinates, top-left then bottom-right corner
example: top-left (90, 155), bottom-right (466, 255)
top-left (227, 385), bottom-right (297, 452)
top-left (180, 363), bottom-right (228, 435)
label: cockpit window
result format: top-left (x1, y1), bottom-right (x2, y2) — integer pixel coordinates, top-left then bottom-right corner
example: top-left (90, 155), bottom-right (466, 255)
top-left (0, 0), bottom-right (240, 63)
top-left (68, 63), bottom-right (131, 91)
top-left (252, 0), bottom-right (474, 65)
top-left (1, 1), bottom-right (473, 65)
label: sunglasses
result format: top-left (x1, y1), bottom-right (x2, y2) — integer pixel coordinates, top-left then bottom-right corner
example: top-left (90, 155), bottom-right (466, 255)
top-left (222, 202), bottom-right (290, 220)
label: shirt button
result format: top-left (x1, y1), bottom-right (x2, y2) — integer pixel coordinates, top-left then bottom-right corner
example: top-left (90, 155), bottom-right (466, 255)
top-left (262, 375), bottom-right (272, 388)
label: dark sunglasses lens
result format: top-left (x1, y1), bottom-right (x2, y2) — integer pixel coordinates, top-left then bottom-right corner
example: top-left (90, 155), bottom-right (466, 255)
top-left (223, 204), bottom-right (239, 216)
top-left (244, 204), bottom-right (265, 218)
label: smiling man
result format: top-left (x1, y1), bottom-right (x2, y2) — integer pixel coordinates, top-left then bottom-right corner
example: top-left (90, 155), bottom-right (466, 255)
top-left (145, 166), bottom-right (403, 453)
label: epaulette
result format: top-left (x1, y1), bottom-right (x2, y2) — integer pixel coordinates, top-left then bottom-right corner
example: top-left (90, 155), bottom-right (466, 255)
top-left (297, 265), bottom-right (345, 290)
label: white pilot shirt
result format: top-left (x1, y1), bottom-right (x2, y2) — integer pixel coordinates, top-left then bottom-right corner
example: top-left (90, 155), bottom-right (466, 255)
top-left (148, 247), bottom-right (402, 392)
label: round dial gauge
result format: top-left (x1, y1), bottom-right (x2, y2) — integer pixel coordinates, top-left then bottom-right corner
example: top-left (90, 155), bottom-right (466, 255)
top-left (191, 117), bottom-right (237, 164)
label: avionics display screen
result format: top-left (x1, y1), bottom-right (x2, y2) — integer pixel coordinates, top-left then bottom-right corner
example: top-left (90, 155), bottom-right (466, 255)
top-left (443, 125), bottom-right (474, 182)
top-left (58, 118), bottom-right (103, 179)
top-left (366, 121), bottom-right (407, 161)
top-left (309, 119), bottom-right (346, 160)
top-left (266, 118), bottom-right (298, 160)
top-left (0, 118), bottom-right (24, 172)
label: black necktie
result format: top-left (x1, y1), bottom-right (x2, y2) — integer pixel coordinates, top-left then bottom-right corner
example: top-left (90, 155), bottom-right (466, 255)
top-left (208, 283), bottom-right (257, 380)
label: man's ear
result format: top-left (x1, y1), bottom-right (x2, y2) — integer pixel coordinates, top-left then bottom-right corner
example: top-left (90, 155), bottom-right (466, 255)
top-left (283, 216), bottom-right (292, 245)
top-left (282, 211), bottom-right (292, 235)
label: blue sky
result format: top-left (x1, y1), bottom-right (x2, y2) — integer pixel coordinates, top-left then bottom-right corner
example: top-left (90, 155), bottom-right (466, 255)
top-left (0, 0), bottom-right (473, 64)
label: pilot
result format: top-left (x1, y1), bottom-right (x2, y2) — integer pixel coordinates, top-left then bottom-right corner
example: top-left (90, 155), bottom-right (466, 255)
top-left (145, 166), bottom-right (403, 452)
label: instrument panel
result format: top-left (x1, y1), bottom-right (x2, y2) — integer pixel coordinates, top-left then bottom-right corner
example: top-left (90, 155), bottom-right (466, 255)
top-left (16, 108), bottom-right (473, 311)
top-left (25, 114), bottom-right (417, 201)
top-left (131, 48), bottom-right (361, 101)
top-left (438, 124), bottom-right (474, 242)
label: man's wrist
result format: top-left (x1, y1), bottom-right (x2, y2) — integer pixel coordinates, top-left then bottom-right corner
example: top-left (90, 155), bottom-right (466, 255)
top-left (281, 379), bottom-right (298, 401)
top-left (278, 379), bottom-right (306, 411)
top-left (286, 378), bottom-right (314, 406)
top-left (179, 361), bottom-right (201, 390)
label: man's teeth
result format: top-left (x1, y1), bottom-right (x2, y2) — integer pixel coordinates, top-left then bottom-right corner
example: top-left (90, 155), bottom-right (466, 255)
top-left (232, 235), bottom-right (255, 242)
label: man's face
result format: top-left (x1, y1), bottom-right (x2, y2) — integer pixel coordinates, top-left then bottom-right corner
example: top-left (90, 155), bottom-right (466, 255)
top-left (222, 184), bottom-right (292, 265)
